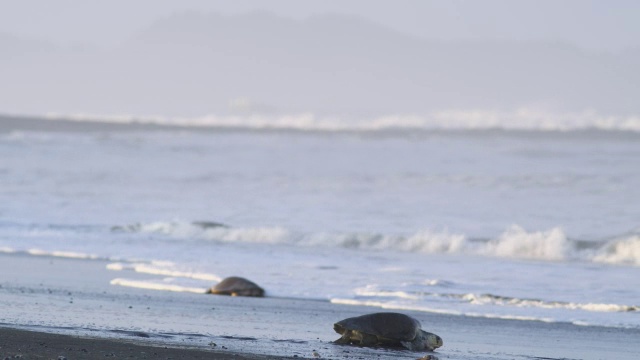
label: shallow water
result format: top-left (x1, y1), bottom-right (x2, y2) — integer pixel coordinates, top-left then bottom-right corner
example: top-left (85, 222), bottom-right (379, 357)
top-left (1, 117), bottom-right (639, 329)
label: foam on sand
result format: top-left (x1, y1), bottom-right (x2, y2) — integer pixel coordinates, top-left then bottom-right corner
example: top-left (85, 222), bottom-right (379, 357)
top-left (106, 261), bottom-right (222, 282)
top-left (109, 278), bottom-right (207, 294)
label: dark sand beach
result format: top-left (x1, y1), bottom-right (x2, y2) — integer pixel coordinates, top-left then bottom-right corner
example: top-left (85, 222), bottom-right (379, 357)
top-left (1, 252), bottom-right (639, 360)
top-left (0, 327), bottom-right (285, 359)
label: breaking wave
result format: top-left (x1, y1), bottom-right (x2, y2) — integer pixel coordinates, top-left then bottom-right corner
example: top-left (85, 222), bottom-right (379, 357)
top-left (116, 221), bottom-right (640, 266)
top-left (42, 109), bottom-right (640, 133)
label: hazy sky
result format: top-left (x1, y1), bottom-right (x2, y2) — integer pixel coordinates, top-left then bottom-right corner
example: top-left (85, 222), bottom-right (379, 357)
top-left (1, 0), bottom-right (639, 53)
top-left (1, 0), bottom-right (638, 116)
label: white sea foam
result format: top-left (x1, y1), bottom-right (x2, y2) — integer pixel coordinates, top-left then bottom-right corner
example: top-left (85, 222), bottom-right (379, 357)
top-left (0, 247), bottom-right (16, 254)
top-left (106, 262), bottom-right (222, 282)
top-left (354, 289), bottom-right (421, 301)
top-left (43, 109), bottom-right (640, 132)
top-left (114, 221), bottom-right (290, 245)
top-left (593, 235), bottom-right (640, 266)
top-left (24, 248), bottom-right (101, 260)
top-left (110, 278), bottom-right (207, 294)
top-left (330, 298), bottom-right (554, 322)
top-left (330, 298), bottom-right (463, 316)
top-left (460, 293), bottom-right (638, 312)
top-left (352, 286), bottom-right (638, 313)
top-left (480, 225), bottom-right (571, 260)
top-left (116, 220), bottom-right (640, 266)
top-left (0, 246), bottom-right (101, 260)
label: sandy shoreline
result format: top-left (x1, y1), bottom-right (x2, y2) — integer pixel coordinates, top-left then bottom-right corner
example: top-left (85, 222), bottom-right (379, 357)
top-left (0, 326), bottom-right (286, 359)
top-left (1, 253), bottom-right (639, 359)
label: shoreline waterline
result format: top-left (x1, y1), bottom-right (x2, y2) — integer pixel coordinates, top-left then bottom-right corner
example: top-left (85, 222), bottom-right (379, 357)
top-left (1, 252), bottom-right (639, 359)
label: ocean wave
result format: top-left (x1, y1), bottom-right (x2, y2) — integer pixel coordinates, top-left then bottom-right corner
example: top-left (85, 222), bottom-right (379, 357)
top-left (457, 292), bottom-right (636, 313)
top-left (592, 235), bottom-right (640, 266)
top-left (479, 226), bottom-right (571, 260)
top-left (42, 109), bottom-right (640, 133)
top-left (114, 221), bottom-right (640, 266)
top-left (349, 287), bottom-right (638, 313)
top-left (114, 221), bottom-right (290, 245)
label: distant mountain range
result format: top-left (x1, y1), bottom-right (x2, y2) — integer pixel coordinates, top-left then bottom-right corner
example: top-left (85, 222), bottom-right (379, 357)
top-left (1, 11), bottom-right (638, 116)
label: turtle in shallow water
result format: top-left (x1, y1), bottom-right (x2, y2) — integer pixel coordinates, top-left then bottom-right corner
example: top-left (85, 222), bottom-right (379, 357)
top-left (206, 276), bottom-right (265, 297)
top-left (333, 312), bottom-right (443, 351)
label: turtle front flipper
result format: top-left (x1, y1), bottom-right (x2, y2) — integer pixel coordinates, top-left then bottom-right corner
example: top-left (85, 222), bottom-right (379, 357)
top-left (333, 329), bottom-right (378, 347)
top-left (334, 330), bottom-right (353, 344)
top-left (333, 325), bottom-right (353, 344)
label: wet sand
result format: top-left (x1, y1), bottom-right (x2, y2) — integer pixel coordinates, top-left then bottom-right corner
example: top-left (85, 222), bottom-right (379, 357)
top-left (0, 327), bottom-right (285, 359)
top-left (1, 252), bottom-right (639, 359)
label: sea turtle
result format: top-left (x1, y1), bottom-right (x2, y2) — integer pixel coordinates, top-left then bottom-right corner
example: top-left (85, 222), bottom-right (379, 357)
top-left (333, 312), bottom-right (443, 351)
top-left (206, 276), bottom-right (265, 297)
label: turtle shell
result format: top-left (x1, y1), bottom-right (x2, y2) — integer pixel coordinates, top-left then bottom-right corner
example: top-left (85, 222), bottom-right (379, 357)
top-left (334, 312), bottom-right (421, 341)
top-left (207, 276), bottom-right (265, 297)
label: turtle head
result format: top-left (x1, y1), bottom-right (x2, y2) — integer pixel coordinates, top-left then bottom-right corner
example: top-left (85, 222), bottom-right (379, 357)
top-left (419, 330), bottom-right (443, 351)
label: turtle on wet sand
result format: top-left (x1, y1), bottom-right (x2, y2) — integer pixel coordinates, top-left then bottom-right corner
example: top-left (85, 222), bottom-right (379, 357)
top-left (206, 276), bottom-right (265, 297)
top-left (333, 312), bottom-right (443, 351)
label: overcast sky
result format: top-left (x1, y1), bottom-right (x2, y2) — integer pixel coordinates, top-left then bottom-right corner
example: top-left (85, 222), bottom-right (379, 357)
top-left (1, 0), bottom-right (639, 53)
top-left (1, 1), bottom-right (638, 116)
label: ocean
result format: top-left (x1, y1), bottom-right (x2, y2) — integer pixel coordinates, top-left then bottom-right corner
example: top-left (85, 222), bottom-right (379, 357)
top-left (1, 113), bottom-right (639, 331)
